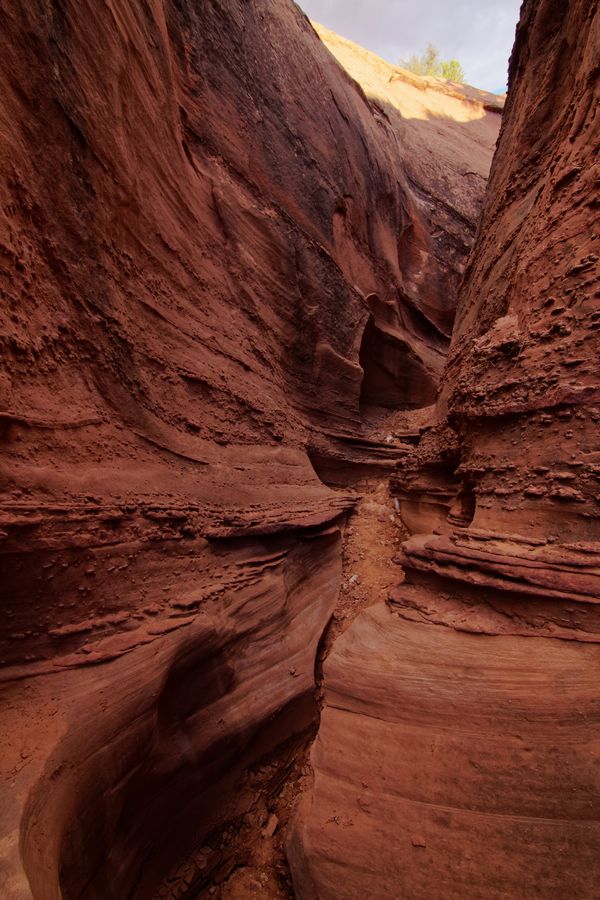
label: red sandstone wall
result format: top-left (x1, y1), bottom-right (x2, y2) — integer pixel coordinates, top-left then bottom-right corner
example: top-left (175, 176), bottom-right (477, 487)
top-left (290, 3), bottom-right (600, 898)
top-left (0, 2), bottom-right (495, 897)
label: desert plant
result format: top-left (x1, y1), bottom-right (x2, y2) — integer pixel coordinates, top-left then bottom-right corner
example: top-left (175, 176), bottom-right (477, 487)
top-left (399, 43), bottom-right (465, 83)
top-left (440, 58), bottom-right (465, 82)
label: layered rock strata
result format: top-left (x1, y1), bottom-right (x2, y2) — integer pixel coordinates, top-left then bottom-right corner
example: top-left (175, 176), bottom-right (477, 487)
top-left (315, 22), bottom-right (504, 341)
top-left (290, 1), bottom-right (600, 897)
top-left (0, 1), bottom-right (497, 897)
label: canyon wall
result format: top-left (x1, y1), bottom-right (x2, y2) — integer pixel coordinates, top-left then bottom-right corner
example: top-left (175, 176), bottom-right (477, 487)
top-left (315, 22), bottom-right (504, 339)
top-left (0, 2), bottom-right (498, 898)
top-left (290, 1), bottom-right (600, 897)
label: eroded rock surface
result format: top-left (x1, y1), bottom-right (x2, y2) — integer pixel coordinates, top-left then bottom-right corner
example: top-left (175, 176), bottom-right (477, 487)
top-left (315, 22), bottom-right (503, 339)
top-left (291, 1), bottom-right (600, 897)
top-left (0, 1), bottom-right (497, 898)
top-left (289, 605), bottom-right (600, 900)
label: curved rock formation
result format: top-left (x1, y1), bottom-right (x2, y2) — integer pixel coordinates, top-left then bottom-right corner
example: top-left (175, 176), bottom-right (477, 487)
top-left (289, 605), bottom-right (600, 900)
top-left (290, 1), bottom-right (600, 897)
top-left (0, 1), bottom-right (497, 898)
top-left (315, 22), bottom-right (504, 339)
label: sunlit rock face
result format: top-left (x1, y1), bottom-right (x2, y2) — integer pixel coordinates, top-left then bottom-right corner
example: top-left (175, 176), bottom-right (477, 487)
top-left (290, 2), bottom-right (600, 898)
top-left (0, 1), bottom-right (498, 897)
top-left (315, 22), bottom-right (504, 338)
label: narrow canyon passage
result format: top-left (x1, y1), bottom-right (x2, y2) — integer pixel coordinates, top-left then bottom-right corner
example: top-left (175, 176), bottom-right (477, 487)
top-left (1, 0), bottom-right (599, 898)
top-left (288, 0), bottom-right (600, 895)
top-left (148, 473), bottom-right (409, 899)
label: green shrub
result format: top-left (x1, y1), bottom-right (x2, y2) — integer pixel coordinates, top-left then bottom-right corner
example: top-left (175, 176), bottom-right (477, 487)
top-left (399, 43), bottom-right (465, 83)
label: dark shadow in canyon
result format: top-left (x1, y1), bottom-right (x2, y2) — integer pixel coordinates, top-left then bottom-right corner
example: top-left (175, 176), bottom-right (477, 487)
top-left (358, 313), bottom-right (439, 414)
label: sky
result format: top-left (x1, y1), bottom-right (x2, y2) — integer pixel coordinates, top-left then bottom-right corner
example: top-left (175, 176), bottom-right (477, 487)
top-left (298, 0), bottom-right (522, 93)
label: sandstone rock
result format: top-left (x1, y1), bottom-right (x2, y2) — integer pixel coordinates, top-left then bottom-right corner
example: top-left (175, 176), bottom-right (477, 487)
top-left (288, 605), bottom-right (600, 899)
top-left (315, 21), bottom-right (503, 339)
top-left (1, 0), bottom-right (593, 896)
top-left (291, 1), bottom-right (600, 897)
top-left (0, 0), bottom-right (497, 894)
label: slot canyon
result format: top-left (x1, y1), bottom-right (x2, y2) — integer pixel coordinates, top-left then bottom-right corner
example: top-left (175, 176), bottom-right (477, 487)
top-left (0, 0), bottom-right (599, 898)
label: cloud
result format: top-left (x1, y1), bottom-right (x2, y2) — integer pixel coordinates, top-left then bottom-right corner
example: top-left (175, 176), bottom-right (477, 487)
top-left (297, 0), bottom-right (522, 92)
